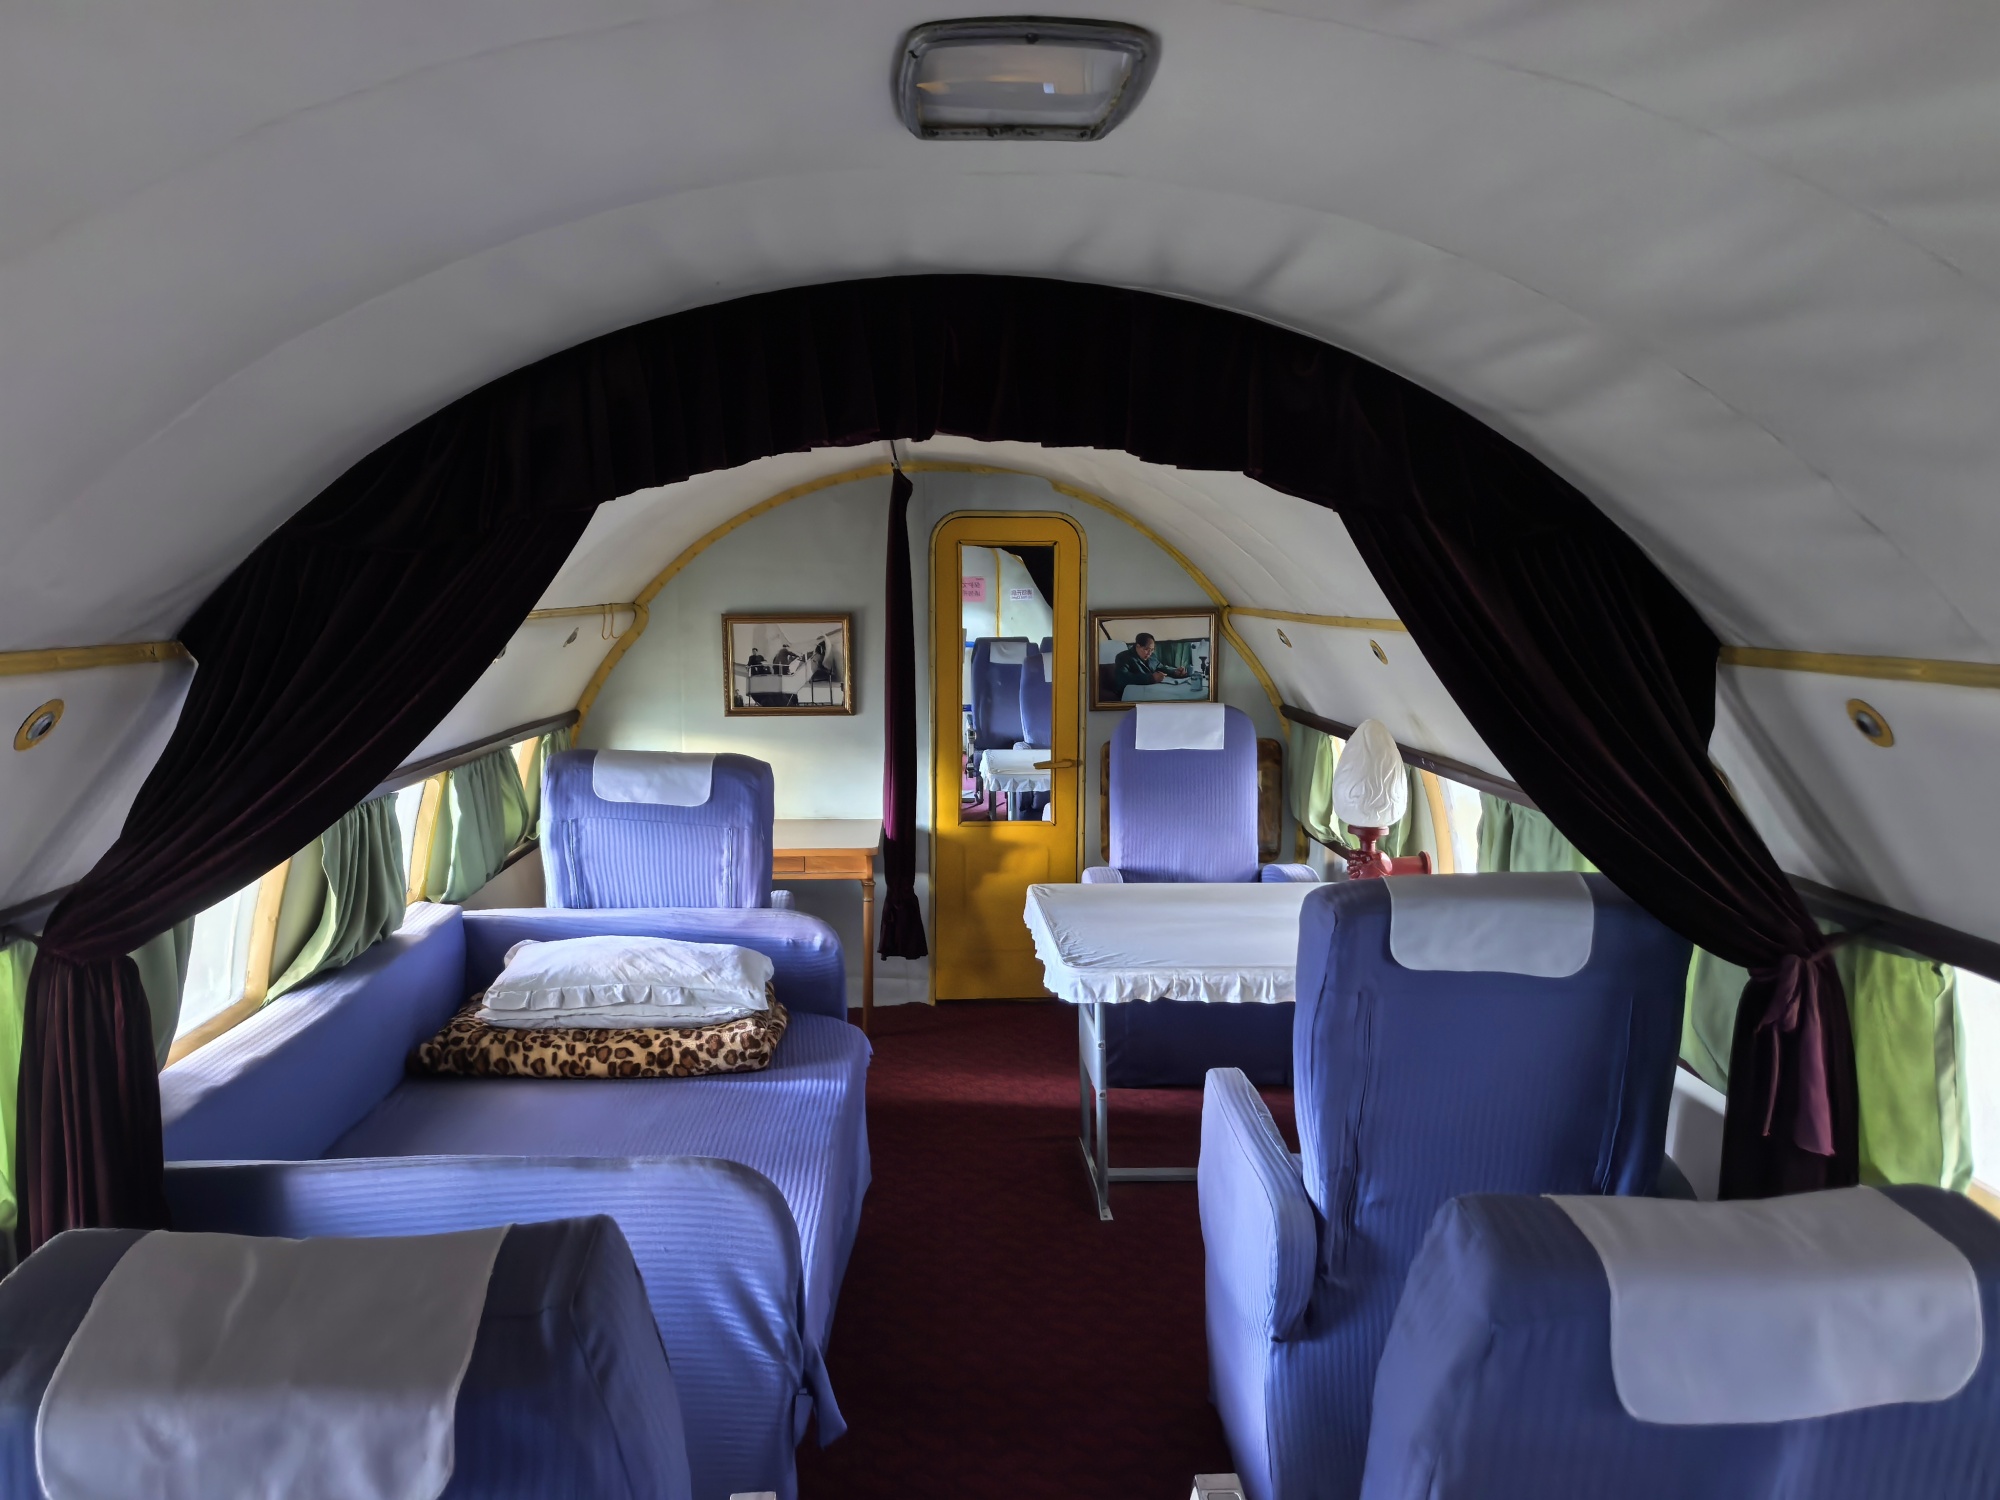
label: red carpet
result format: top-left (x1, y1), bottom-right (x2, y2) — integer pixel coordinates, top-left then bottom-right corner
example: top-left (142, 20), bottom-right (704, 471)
top-left (796, 1001), bottom-right (1295, 1500)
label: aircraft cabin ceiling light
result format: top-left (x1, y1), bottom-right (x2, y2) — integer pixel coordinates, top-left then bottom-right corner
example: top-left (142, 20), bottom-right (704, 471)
top-left (897, 18), bottom-right (1157, 140)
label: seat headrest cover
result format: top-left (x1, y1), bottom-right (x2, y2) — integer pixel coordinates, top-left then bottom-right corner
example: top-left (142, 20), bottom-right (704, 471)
top-left (1330, 718), bottom-right (1407, 826)
top-left (988, 639), bottom-right (1028, 665)
top-left (1040, 651), bottom-right (1053, 683)
top-left (589, 749), bottom-right (715, 806)
top-left (1550, 1187), bottom-right (1983, 1425)
top-left (1133, 701), bottom-right (1226, 751)
top-left (1387, 872), bottom-right (1594, 976)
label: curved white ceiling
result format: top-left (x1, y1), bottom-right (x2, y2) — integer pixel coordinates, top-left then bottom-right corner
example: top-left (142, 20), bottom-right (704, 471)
top-left (4, 0), bottom-right (2000, 944)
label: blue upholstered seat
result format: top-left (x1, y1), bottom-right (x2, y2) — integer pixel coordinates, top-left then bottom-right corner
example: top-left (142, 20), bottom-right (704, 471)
top-left (1019, 638), bottom-right (1053, 748)
top-left (0, 1218), bottom-right (693, 1500)
top-left (541, 748), bottom-right (774, 909)
top-left (1199, 876), bottom-right (1689, 1500)
top-left (1087, 705), bottom-right (1305, 1086)
top-left (968, 637), bottom-right (1030, 752)
top-left (1364, 1188), bottom-right (2000, 1500)
top-left (160, 903), bottom-right (865, 1500)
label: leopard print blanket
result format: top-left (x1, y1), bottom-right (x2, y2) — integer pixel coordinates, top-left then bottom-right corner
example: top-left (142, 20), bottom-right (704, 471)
top-left (414, 988), bottom-right (787, 1079)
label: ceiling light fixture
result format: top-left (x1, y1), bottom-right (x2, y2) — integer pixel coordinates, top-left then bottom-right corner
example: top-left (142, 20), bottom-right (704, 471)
top-left (897, 18), bottom-right (1158, 141)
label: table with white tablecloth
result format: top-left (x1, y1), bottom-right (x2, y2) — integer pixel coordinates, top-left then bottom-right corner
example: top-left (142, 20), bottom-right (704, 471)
top-left (1024, 881), bottom-right (1314, 1218)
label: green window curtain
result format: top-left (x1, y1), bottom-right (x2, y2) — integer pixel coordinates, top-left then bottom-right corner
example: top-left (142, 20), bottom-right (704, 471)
top-left (523, 724), bottom-right (574, 836)
top-left (1287, 724), bottom-right (1339, 847)
top-left (1682, 936), bottom-right (1972, 1191)
top-left (1153, 638), bottom-right (1196, 672)
top-left (268, 795), bottom-right (409, 1000)
top-left (0, 939), bottom-right (30, 1253)
top-left (1475, 795), bottom-right (1596, 874)
top-left (421, 748), bottom-right (533, 904)
top-left (129, 922), bottom-right (196, 1069)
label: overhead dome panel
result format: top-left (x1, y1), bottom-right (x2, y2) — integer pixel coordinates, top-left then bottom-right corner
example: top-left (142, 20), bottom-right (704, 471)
top-left (897, 18), bottom-right (1157, 140)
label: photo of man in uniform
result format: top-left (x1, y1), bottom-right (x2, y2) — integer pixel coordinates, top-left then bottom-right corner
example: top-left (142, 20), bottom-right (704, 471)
top-left (1112, 632), bottom-right (1191, 690)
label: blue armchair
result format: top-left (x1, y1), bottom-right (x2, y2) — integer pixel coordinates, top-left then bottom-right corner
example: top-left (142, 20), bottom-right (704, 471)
top-left (1199, 874), bottom-right (1689, 1500)
top-left (541, 748), bottom-right (774, 909)
top-left (1081, 704), bottom-right (1313, 1085)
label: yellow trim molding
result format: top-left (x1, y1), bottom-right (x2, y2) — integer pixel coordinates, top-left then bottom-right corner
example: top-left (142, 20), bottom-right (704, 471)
top-left (0, 640), bottom-right (189, 679)
top-left (526, 604), bottom-right (638, 623)
top-left (1720, 646), bottom-right (2000, 691)
top-left (572, 456), bottom-right (1293, 728)
top-left (1227, 606), bottom-right (1408, 635)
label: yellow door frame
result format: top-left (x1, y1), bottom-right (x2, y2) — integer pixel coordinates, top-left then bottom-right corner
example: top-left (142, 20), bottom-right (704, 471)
top-left (929, 511), bottom-right (1087, 1001)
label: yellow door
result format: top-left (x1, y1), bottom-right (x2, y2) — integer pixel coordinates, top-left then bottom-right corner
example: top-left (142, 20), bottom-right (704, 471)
top-left (931, 512), bottom-right (1084, 999)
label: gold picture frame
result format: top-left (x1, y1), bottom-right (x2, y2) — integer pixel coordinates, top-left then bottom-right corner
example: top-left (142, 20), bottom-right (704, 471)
top-left (1088, 608), bottom-right (1220, 710)
top-left (723, 613), bottom-right (856, 716)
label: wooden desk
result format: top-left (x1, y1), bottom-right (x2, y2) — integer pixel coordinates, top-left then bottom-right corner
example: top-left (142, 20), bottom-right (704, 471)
top-left (772, 819), bottom-right (882, 1031)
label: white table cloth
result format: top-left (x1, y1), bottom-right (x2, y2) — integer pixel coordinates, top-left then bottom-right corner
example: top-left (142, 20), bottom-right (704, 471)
top-left (979, 749), bottom-right (1053, 795)
top-left (1024, 881), bottom-right (1313, 1007)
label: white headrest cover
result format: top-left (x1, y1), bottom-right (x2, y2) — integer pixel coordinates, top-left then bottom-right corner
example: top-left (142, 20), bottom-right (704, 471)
top-left (1551, 1187), bottom-right (1983, 1425)
top-left (1387, 872), bottom-right (1594, 976)
top-left (1133, 702), bottom-right (1227, 751)
top-left (591, 749), bottom-right (715, 806)
top-left (988, 639), bottom-right (1028, 665)
top-left (1331, 719), bottom-right (1407, 827)
top-left (1040, 651), bottom-right (1053, 683)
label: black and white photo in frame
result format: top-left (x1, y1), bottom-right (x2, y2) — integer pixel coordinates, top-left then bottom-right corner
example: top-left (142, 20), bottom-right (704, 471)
top-left (724, 613), bottom-right (855, 715)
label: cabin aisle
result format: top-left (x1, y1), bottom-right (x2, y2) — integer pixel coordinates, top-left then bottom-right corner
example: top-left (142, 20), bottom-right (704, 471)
top-left (796, 1002), bottom-right (1296, 1498)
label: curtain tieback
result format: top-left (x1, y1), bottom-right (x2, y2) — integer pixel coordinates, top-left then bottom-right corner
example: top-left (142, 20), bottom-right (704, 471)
top-left (1748, 935), bottom-right (1849, 1158)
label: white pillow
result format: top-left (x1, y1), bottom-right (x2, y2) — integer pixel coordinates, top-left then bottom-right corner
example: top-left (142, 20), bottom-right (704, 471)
top-left (479, 936), bottom-right (773, 1027)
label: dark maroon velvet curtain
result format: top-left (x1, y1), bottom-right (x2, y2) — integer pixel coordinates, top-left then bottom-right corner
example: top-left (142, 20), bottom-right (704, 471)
top-left (878, 468), bottom-right (929, 961)
top-left (22, 272), bottom-right (1850, 1248)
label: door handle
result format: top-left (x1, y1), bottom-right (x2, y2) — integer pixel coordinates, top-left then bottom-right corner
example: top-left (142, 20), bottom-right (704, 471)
top-left (1033, 759), bottom-right (1082, 770)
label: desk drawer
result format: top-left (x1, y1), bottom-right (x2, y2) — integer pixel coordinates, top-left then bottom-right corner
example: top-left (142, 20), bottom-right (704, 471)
top-left (770, 855), bottom-right (808, 874)
top-left (804, 852), bottom-right (870, 876)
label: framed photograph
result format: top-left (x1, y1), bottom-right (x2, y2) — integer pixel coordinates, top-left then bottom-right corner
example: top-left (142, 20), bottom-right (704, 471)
top-left (1088, 609), bottom-right (1220, 710)
top-left (724, 613), bottom-right (855, 715)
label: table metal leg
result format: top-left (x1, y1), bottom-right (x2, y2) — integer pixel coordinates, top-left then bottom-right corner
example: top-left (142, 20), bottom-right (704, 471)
top-left (859, 873), bottom-right (875, 1034)
top-left (1075, 1001), bottom-right (1199, 1221)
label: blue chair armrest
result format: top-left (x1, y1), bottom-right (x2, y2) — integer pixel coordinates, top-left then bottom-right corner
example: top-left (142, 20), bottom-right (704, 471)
top-left (1200, 1068), bottom-right (1316, 1341)
top-left (1259, 863), bottom-right (1320, 883)
top-left (165, 1155), bottom-right (837, 1498)
top-left (1080, 866), bottom-right (1125, 884)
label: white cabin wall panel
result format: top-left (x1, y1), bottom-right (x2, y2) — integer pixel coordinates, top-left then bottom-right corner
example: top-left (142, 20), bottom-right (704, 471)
top-left (0, 0), bottom-right (1995, 662)
top-left (403, 614), bottom-right (629, 765)
top-left (1711, 671), bottom-right (2000, 946)
top-left (1230, 615), bottom-right (1501, 778)
top-left (0, 661), bottom-right (192, 913)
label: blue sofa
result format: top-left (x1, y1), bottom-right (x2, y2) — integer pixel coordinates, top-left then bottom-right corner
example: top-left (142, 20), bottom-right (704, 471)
top-left (160, 901), bottom-right (870, 1500)
top-left (1198, 875), bottom-right (1688, 1500)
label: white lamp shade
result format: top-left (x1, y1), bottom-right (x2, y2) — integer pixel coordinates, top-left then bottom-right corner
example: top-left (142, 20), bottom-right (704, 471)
top-left (1331, 719), bottom-right (1408, 828)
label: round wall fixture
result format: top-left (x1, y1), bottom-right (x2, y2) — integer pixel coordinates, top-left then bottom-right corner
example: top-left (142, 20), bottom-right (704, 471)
top-left (1847, 698), bottom-right (1895, 747)
top-left (1369, 639), bottom-right (1389, 665)
top-left (14, 698), bottom-right (63, 751)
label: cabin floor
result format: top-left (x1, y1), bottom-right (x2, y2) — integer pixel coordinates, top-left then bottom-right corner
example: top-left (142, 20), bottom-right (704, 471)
top-left (797, 1001), bottom-right (1297, 1497)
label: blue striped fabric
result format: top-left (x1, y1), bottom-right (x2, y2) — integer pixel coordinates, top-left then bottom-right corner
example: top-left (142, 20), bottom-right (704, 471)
top-left (1202, 876), bottom-right (1690, 1500)
top-left (1018, 641), bottom-right (1053, 746)
top-left (0, 1218), bottom-right (693, 1500)
top-left (544, 750), bottom-right (773, 909)
top-left (1365, 1188), bottom-right (2000, 1500)
top-left (325, 1014), bottom-right (871, 1361)
top-left (1108, 705), bottom-right (1259, 883)
top-left (161, 902), bottom-right (467, 1162)
top-left (969, 638), bottom-right (1029, 751)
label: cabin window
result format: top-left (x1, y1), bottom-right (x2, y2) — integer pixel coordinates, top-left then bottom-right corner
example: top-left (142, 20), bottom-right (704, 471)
top-left (174, 879), bottom-right (264, 1042)
top-left (1957, 969), bottom-right (2000, 1206)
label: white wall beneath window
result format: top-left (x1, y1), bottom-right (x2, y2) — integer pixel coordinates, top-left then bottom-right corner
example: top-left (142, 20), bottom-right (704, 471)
top-left (582, 467), bottom-right (1290, 1004)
